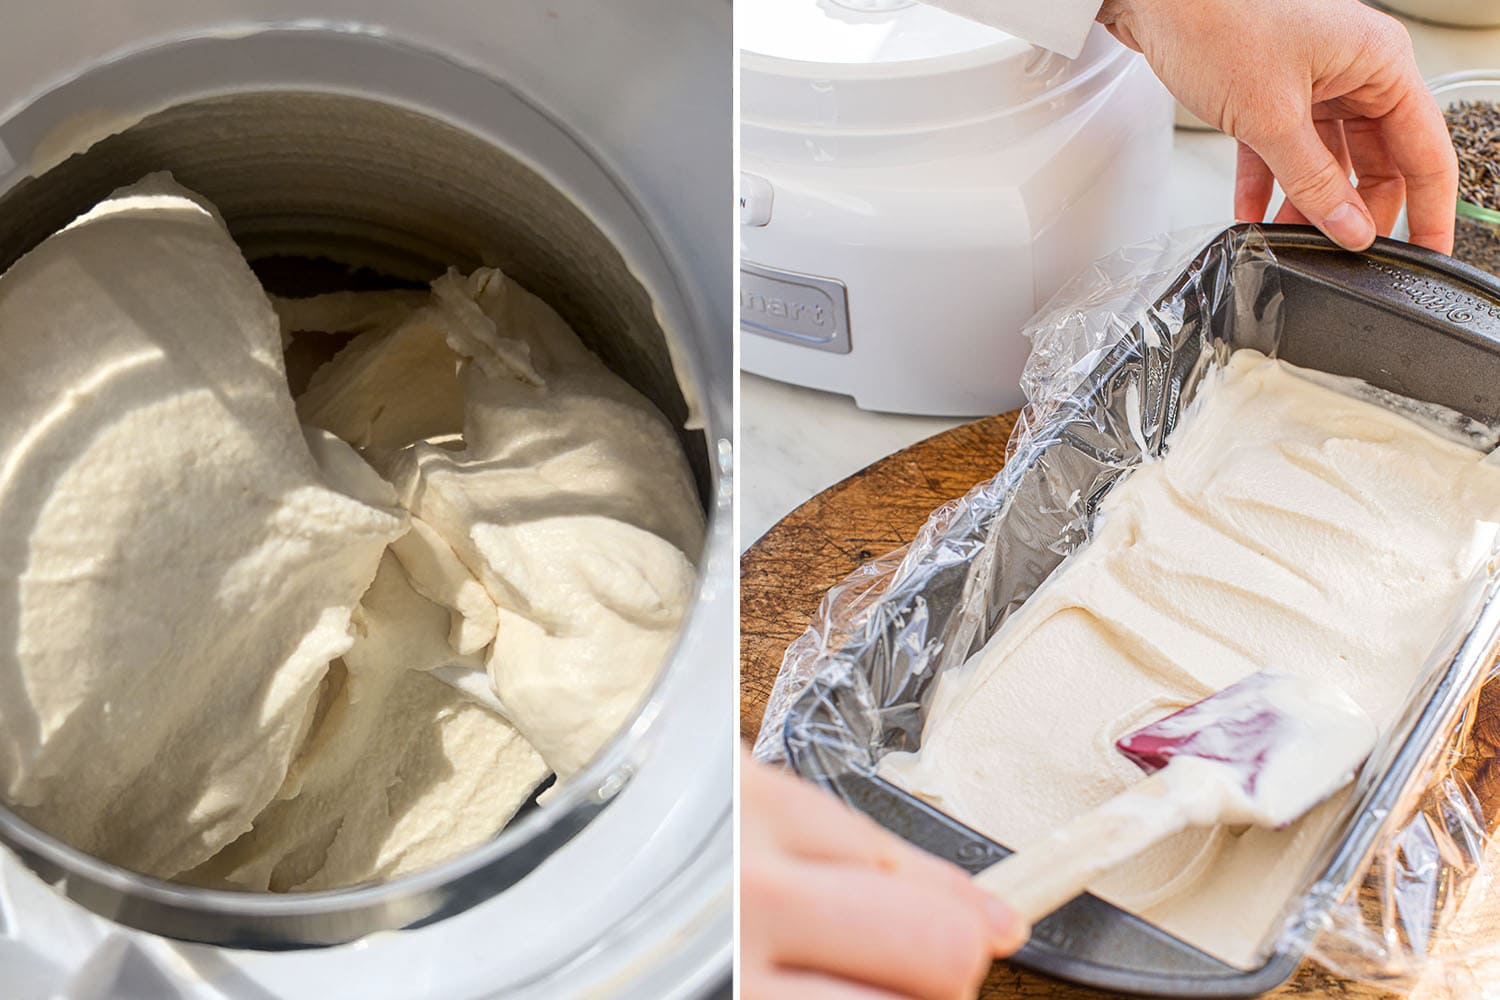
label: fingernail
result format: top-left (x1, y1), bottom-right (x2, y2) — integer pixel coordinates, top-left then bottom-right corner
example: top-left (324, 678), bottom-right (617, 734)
top-left (1324, 202), bottom-right (1375, 251)
top-left (983, 898), bottom-right (1030, 954)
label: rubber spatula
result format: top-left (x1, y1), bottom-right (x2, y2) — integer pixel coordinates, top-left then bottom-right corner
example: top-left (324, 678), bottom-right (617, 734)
top-left (972, 671), bottom-right (1377, 930)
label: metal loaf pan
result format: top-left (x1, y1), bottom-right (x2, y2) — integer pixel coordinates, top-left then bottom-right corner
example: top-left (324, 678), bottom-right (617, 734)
top-left (783, 225), bottom-right (1500, 997)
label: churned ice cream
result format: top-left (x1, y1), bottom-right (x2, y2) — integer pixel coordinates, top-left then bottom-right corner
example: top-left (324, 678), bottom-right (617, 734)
top-left (881, 350), bottom-right (1500, 969)
top-left (0, 174), bottom-right (703, 889)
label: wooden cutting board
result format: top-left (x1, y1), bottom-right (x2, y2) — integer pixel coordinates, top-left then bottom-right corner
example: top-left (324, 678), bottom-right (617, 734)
top-left (739, 409), bottom-right (1500, 1000)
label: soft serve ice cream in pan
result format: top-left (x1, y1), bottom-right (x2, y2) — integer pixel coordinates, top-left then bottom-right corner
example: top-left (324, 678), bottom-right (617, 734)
top-left (0, 174), bottom-right (703, 890)
top-left (882, 348), bottom-right (1500, 969)
top-left (771, 228), bottom-right (1500, 994)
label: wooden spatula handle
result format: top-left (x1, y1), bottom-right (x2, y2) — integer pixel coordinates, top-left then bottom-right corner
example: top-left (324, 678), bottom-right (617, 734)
top-left (971, 769), bottom-right (1202, 927)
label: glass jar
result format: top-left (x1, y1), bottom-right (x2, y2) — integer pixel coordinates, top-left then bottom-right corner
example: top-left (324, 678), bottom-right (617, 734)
top-left (1430, 70), bottom-right (1500, 278)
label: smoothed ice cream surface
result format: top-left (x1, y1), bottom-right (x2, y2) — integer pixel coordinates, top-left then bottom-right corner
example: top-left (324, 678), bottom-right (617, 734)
top-left (0, 174), bottom-right (702, 889)
top-left (880, 350), bottom-right (1500, 969)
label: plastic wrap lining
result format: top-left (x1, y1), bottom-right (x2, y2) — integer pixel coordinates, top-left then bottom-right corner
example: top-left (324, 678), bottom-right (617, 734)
top-left (752, 225), bottom-right (1500, 996)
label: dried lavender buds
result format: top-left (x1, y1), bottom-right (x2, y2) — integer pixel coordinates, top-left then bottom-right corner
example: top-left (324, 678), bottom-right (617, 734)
top-left (1447, 100), bottom-right (1500, 210)
top-left (1444, 99), bottom-right (1500, 277)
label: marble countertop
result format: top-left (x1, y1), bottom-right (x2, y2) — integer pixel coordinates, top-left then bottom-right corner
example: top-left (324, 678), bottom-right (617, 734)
top-left (738, 15), bottom-right (1500, 549)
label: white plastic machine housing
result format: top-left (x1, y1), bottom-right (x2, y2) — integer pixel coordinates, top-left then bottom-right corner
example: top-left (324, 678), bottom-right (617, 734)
top-left (740, 0), bottom-right (1174, 416)
top-left (0, 3), bottom-right (732, 998)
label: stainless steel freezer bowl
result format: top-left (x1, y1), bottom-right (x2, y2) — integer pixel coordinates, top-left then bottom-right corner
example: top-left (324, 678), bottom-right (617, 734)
top-left (783, 226), bottom-right (1500, 997)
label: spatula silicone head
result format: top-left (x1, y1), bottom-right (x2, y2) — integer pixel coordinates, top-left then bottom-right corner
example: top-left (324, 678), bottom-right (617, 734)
top-left (1115, 671), bottom-right (1378, 828)
top-left (974, 671), bottom-right (1379, 925)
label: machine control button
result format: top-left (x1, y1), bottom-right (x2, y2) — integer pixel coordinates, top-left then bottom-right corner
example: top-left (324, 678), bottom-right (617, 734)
top-left (740, 172), bottom-right (773, 227)
top-left (740, 261), bottom-right (851, 353)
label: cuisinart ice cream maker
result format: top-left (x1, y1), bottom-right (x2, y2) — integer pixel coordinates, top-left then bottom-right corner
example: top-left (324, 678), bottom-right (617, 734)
top-left (740, 0), bottom-right (1174, 416)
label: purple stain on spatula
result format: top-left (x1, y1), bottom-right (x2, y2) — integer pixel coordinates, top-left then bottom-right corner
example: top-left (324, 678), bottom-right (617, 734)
top-left (1113, 672), bottom-right (1378, 829)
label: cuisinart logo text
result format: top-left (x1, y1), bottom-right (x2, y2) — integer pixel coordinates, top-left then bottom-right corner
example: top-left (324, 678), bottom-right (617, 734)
top-left (741, 287), bottom-right (832, 332)
top-left (739, 264), bottom-right (850, 353)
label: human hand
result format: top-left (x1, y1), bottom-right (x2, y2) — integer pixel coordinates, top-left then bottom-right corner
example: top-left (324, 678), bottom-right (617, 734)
top-left (1098, 0), bottom-right (1459, 254)
top-left (741, 751), bottom-right (1026, 1000)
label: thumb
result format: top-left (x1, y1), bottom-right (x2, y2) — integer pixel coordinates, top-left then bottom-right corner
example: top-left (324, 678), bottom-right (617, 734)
top-left (1253, 120), bottom-right (1376, 251)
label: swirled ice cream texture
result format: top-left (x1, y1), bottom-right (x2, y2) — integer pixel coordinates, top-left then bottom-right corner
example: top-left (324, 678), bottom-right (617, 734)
top-left (880, 350), bottom-right (1500, 969)
top-left (0, 175), bottom-right (702, 888)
